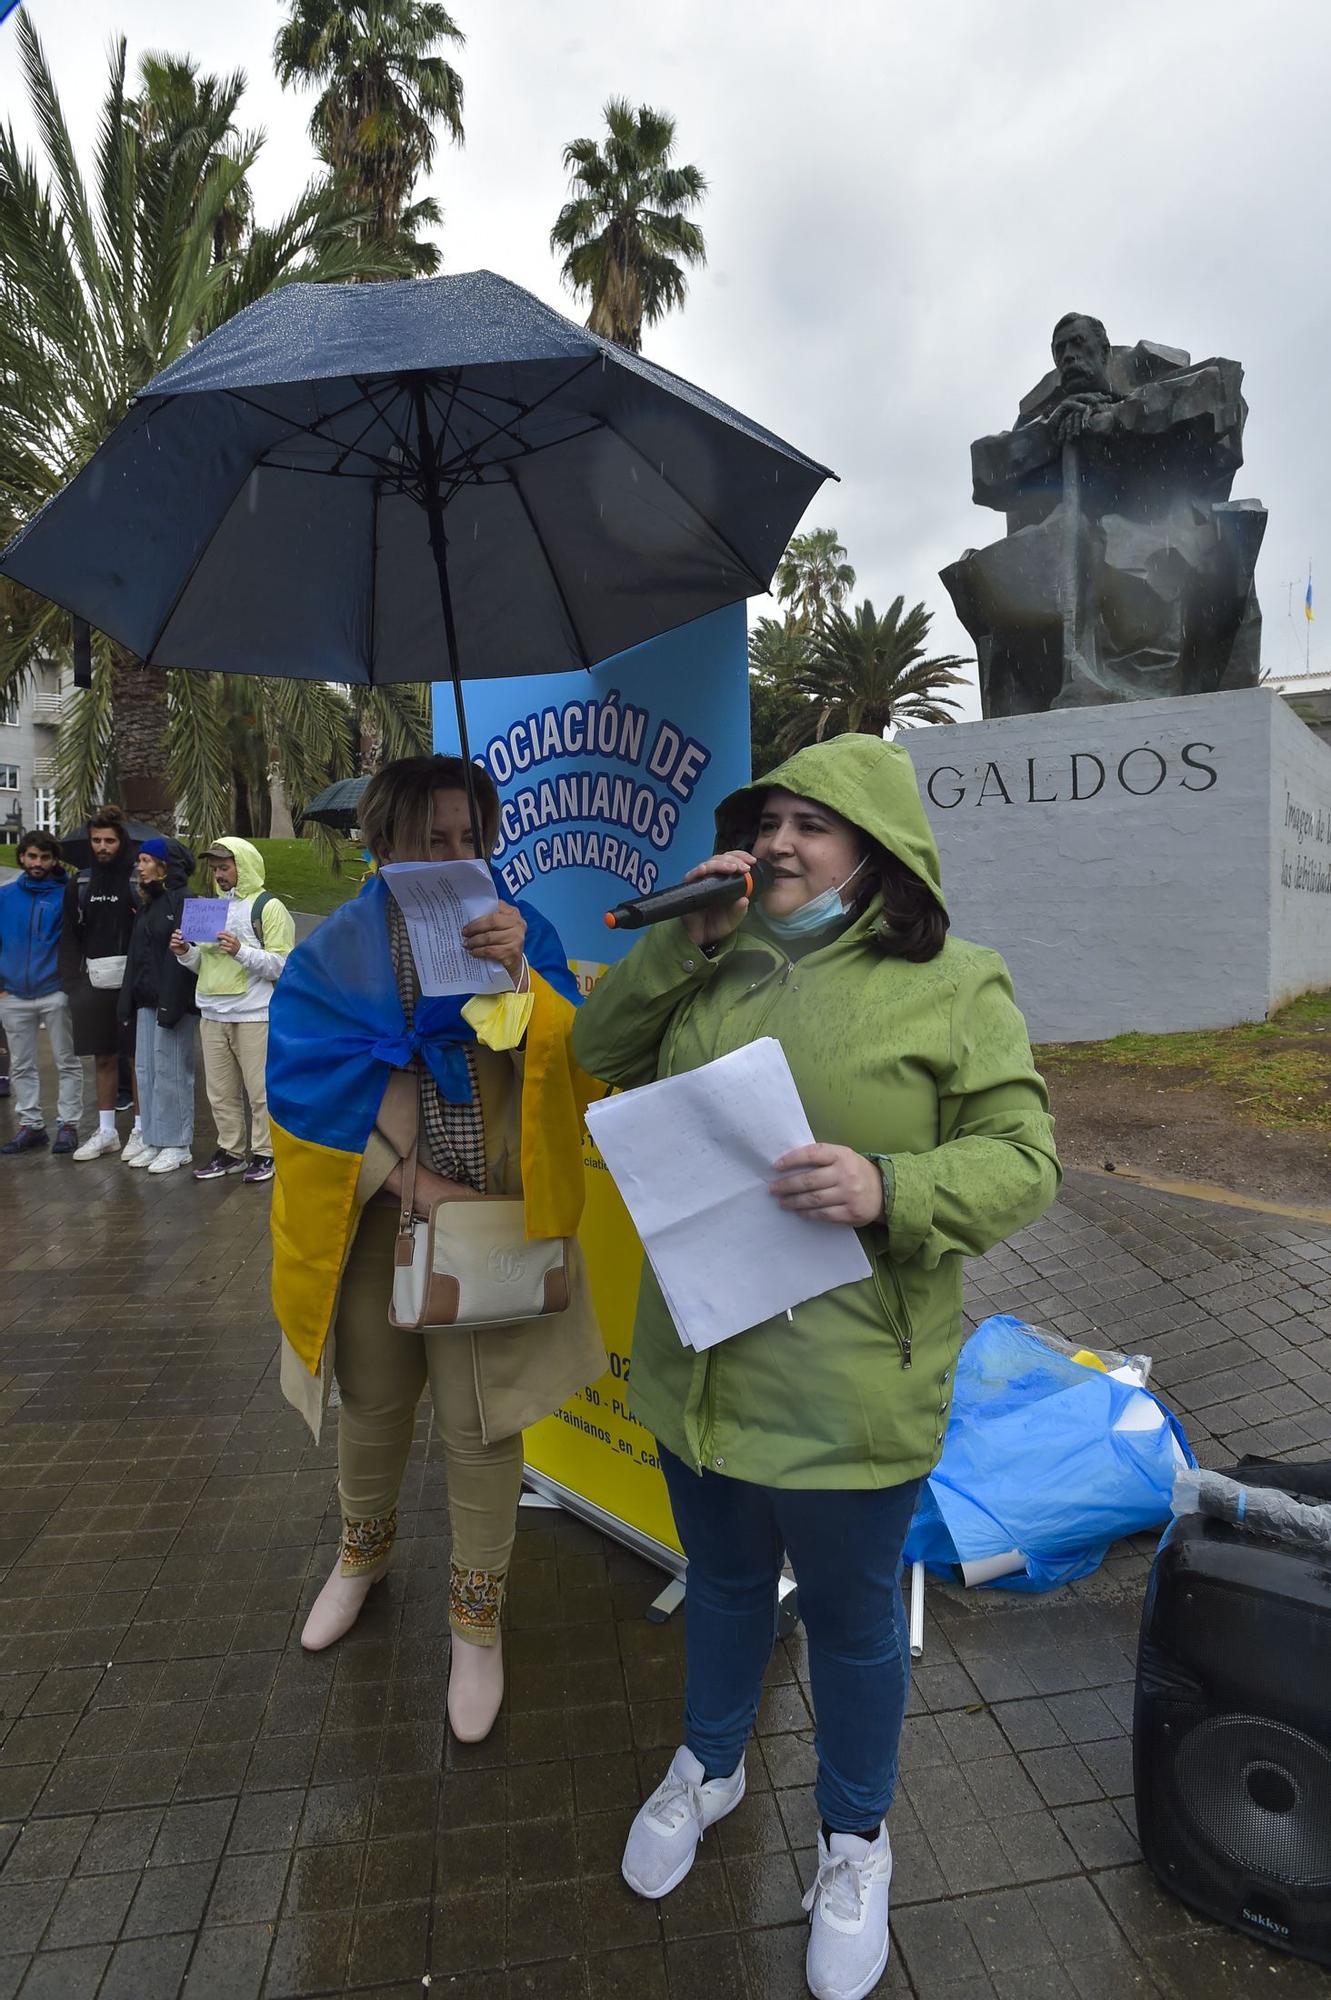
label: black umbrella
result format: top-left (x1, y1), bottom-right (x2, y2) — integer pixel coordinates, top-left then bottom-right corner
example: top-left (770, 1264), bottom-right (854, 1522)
top-left (0, 270), bottom-right (832, 848)
top-left (295, 775), bottom-right (371, 836)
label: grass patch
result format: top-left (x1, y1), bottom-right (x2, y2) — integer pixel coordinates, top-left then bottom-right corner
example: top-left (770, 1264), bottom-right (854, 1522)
top-left (1038, 990), bottom-right (1331, 1135)
top-left (232, 837), bottom-right (366, 916)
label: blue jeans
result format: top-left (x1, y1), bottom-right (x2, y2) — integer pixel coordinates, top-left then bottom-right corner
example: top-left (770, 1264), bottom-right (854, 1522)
top-left (660, 1447), bottom-right (921, 1833)
top-left (135, 1009), bottom-right (196, 1151)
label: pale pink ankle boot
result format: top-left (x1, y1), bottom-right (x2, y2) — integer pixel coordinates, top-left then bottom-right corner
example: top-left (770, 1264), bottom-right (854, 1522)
top-left (301, 1560), bottom-right (383, 1652)
top-left (447, 1633), bottom-right (505, 1742)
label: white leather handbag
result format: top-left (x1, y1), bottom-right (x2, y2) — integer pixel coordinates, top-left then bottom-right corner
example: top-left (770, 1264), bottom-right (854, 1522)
top-left (388, 1131), bottom-right (570, 1332)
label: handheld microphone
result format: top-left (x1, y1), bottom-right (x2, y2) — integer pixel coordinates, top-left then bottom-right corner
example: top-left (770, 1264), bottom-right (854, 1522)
top-left (605, 859), bottom-right (773, 930)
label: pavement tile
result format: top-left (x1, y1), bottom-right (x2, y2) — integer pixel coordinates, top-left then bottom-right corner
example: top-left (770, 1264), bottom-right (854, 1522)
top-left (5, 1140), bottom-right (1331, 1994)
top-left (13, 1944), bottom-right (112, 1999)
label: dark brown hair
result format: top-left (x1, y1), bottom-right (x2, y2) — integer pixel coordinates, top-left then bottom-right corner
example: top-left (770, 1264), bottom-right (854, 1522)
top-left (859, 839), bottom-right (949, 962)
top-left (87, 805), bottom-right (126, 843)
top-left (18, 830), bottom-right (62, 861)
top-left (359, 755), bottom-right (500, 864)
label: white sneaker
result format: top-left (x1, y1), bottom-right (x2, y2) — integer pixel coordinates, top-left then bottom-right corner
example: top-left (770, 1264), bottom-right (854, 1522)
top-left (72, 1129), bottom-right (121, 1161)
top-left (121, 1133), bottom-right (150, 1166)
top-left (804, 1824), bottom-right (893, 2000)
top-left (127, 1144), bottom-right (159, 1168)
top-left (147, 1146), bottom-right (192, 1175)
top-left (621, 1745), bottom-right (745, 1900)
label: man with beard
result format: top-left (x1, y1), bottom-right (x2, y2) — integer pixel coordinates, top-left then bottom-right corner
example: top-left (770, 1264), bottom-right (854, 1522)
top-left (0, 832), bottom-right (83, 1153)
top-left (61, 806), bottom-right (141, 1160)
top-left (941, 313), bottom-right (1266, 714)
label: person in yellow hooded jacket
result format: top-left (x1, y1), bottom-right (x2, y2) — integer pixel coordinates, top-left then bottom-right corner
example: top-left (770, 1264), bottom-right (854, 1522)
top-left (266, 755), bottom-right (605, 1743)
top-left (170, 834), bottom-right (294, 1183)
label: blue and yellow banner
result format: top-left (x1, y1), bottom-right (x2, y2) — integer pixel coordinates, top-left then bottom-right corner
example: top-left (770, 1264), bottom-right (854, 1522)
top-left (437, 605), bottom-right (751, 1565)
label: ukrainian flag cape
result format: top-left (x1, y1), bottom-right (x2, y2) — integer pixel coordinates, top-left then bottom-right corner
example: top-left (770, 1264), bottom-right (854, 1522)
top-left (268, 873), bottom-right (587, 1372)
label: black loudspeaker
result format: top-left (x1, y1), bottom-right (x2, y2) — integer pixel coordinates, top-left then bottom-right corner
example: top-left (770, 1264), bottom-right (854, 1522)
top-left (1135, 1503), bottom-right (1331, 1964)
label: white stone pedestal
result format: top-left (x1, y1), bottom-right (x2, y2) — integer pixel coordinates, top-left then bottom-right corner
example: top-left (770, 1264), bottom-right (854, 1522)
top-left (898, 689), bottom-right (1331, 1042)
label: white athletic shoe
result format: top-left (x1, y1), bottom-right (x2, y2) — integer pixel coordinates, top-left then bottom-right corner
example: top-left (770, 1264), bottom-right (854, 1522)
top-left (121, 1133), bottom-right (151, 1166)
top-left (127, 1144), bottom-right (159, 1168)
top-left (147, 1146), bottom-right (192, 1175)
top-left (621, 1745), bottom-right (745, 1900)
top-left (72, 1129), bottom-right (121, 1161)
top-left (804, 1824), bottom-right (893, 2000)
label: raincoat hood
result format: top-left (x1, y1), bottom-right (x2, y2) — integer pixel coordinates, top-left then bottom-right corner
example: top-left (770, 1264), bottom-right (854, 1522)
top-left (168, 843), bottom-right (196, 890)
top-left (208, 836), bottom-right (266, 898)
top-left (715, 735), bottom-right (946, 912)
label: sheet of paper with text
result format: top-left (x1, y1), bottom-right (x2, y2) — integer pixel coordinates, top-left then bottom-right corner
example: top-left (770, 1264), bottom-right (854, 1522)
top-left (179, 898), bottom-right (232, 943)
top-left (586, 1038), bottom-right (871, 1350)
top-left (380, 861), bottom-right (514, 998)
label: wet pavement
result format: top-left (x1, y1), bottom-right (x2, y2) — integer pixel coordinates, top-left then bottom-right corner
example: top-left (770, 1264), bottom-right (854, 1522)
top-left (3, 1064), bottom-right (1331, 1998)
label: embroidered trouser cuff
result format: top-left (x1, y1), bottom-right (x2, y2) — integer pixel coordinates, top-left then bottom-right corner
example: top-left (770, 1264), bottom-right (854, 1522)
top-left (338, 1509), bottom-right (398, 1580)
top-left (450, 1562), bottom-right (506, 1645)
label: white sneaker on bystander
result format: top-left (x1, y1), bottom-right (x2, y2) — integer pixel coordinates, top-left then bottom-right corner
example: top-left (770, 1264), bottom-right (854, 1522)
top-left (621, 1745), bottom-right (746, 1899)
top-left (803, 1823), bottom-right (894, 2000)
top-left (72, 1129), bottom-right (121, 1161)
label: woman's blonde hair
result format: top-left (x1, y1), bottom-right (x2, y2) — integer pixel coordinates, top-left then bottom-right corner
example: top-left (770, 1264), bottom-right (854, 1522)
top-left (359, 755), bottom-right (500, 864)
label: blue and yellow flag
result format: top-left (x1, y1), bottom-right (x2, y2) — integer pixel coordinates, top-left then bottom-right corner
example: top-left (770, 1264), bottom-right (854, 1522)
top-left (1306, 576), bottom-right (1315, 624)
top-left (267, 872), bottom-right (586, 1370)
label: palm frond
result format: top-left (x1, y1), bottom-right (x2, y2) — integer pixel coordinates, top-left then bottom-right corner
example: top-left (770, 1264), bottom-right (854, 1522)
top-left (352, 682), bottom-right (432, 766)
top-left (55, 652), bottom-right (117, 826)
top-left (167, 672), bottom-right (232, 840)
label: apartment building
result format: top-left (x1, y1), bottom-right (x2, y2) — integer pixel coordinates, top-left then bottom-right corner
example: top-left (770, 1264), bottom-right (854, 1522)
top-left (0, 662), bottom-right (65, 840)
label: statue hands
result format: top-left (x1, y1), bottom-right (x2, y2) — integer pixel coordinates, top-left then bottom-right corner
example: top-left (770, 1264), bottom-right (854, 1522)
top-left (1046, 393), bottom-right (1117, 444)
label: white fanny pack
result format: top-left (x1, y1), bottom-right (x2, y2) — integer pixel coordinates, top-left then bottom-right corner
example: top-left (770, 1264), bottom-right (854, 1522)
top-left (86, 955), bottom-right (127, 990)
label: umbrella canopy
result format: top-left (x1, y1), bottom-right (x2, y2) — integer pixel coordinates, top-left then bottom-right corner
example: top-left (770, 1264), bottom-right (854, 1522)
top-left (0, 270), bottom-right (831, 691)
top-left (295, 775), bottom-right (371, 835)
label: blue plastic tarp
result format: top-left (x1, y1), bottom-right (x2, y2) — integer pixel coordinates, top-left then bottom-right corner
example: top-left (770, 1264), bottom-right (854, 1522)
top-left (903, 1314), bottom-right (1195, 1592)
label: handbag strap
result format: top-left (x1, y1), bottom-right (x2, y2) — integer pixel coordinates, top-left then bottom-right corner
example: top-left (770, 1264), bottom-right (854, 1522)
top-left (395, 1083), bottom-right (423, 1267)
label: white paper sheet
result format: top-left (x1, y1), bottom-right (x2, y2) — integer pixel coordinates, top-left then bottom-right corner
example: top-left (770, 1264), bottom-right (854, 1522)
top-left (380, 861), bottom-right (514, 998)
top-left (585, 1038), bottom-right (871, 1350)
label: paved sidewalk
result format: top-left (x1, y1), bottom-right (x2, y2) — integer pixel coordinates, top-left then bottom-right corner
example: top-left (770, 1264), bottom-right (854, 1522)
top-left (3, 1102), bottom-right (1331, 1997)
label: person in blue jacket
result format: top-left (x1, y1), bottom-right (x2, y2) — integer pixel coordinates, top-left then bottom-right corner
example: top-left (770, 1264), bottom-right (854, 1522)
top-left (0, 831), bottom-right (84, 1155)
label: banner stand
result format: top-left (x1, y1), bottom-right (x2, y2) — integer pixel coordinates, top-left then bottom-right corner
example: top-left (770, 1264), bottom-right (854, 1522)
top-left (520, 1477), bottom-right (801, 1637)
top-left (439, 608), bottom-right (800, 1630)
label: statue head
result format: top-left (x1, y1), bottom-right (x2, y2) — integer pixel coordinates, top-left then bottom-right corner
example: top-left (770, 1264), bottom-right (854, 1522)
top-left (1051, 313), bottom-right (1111, 395)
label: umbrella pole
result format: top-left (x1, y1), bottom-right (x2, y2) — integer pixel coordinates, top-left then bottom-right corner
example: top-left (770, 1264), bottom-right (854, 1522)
top-left (411, 384), bottom-right (486, 859)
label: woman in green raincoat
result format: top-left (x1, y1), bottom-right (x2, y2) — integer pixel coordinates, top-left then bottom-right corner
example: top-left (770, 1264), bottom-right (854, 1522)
top-left (571, 733), bottom-right (1059, 2000)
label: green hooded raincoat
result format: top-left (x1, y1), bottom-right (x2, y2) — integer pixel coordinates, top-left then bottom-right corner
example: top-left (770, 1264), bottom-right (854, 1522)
top-left (570, 735), bottom-right (1060, 1490)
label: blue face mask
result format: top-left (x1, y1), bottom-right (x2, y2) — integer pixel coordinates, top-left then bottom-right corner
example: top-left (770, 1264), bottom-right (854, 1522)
top-left (760, 855), bottom-right (868, 941)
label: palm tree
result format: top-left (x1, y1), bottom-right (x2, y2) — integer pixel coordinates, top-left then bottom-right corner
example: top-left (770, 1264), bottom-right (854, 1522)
top-left (0, 15), bottom-right (396, 834)
top-left (275, 0), bottom-right (464, 277)
top-left (550, 99), bottom-right (706, 352)
top-left (777, 598), bottom-right (970, 751)
top-left (748, 615), bottom-right (811, 683)
top-left (775, 528), bottom-right (856, 632)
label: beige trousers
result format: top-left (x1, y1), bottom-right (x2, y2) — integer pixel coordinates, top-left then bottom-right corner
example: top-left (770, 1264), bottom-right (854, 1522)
top-left (333, 1204), bottom-right (523, 1643)
top-left (199, 1017), bottom-right (270, 1156)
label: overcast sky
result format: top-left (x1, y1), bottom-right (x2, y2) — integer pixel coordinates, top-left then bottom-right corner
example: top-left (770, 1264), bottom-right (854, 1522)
top-left (4, 0), bottom-right (1328, 717)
